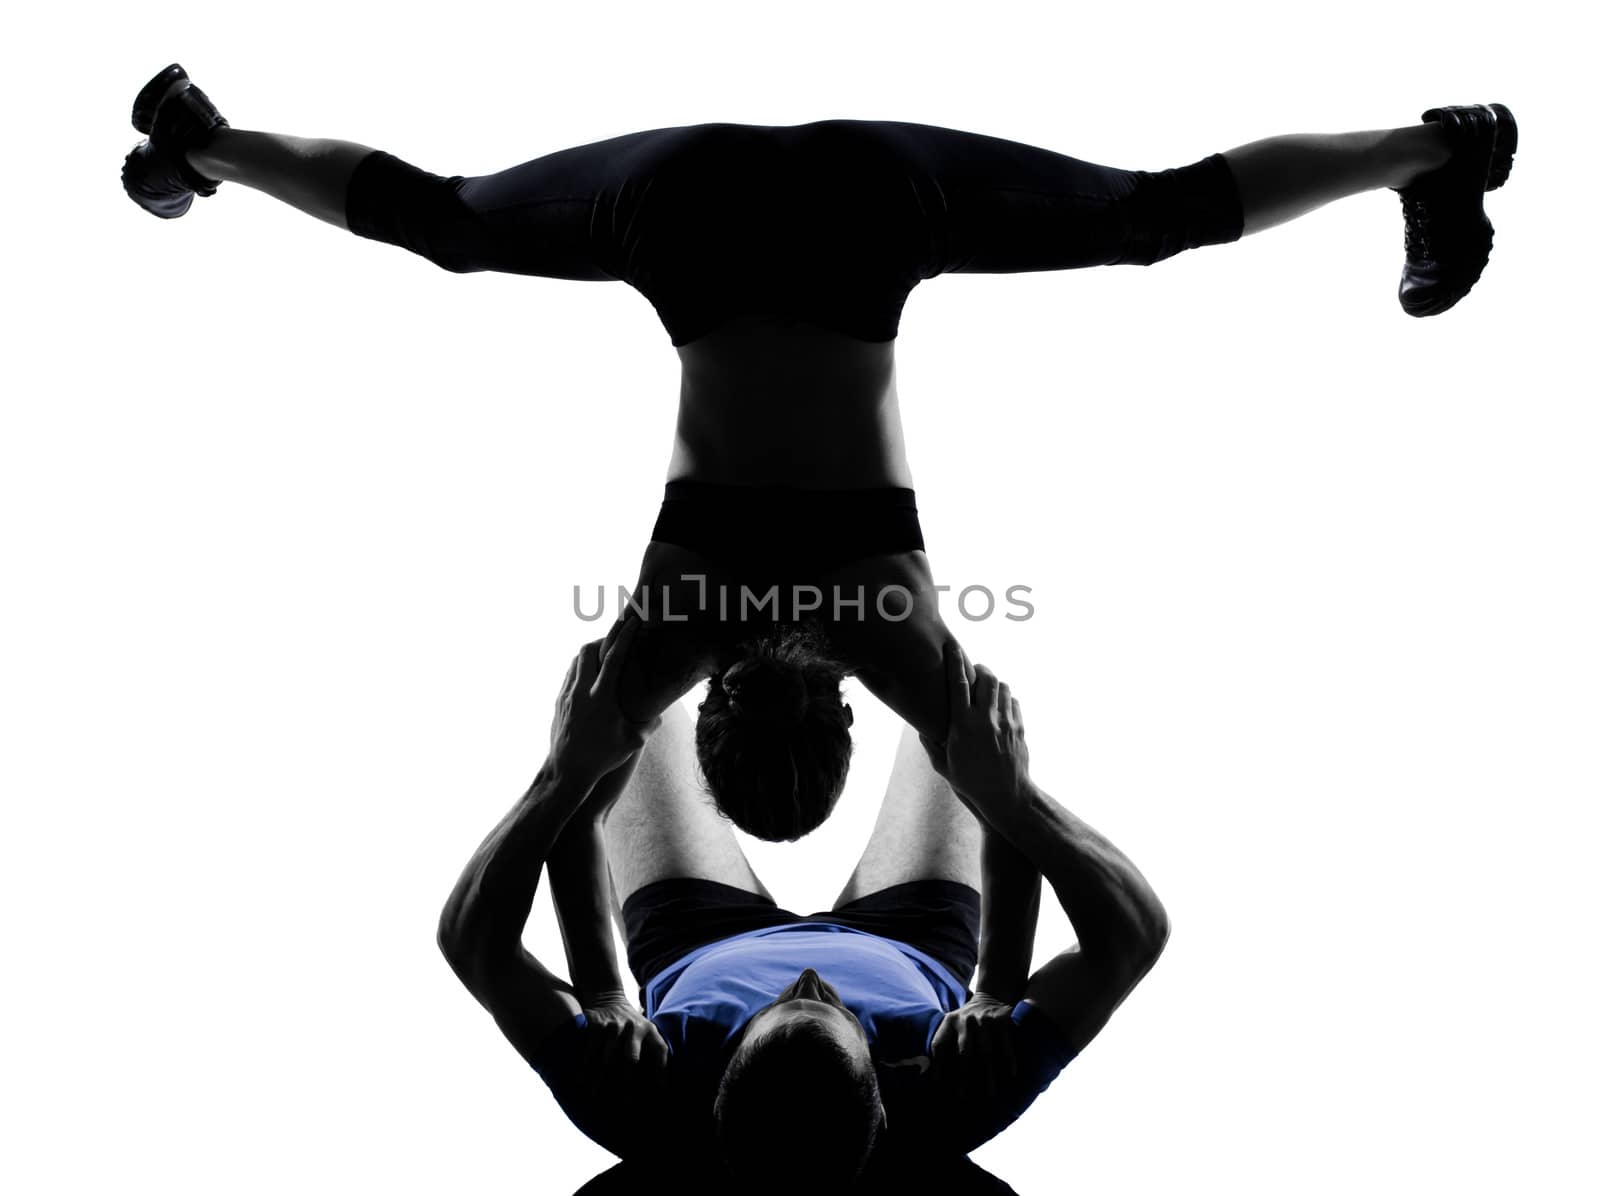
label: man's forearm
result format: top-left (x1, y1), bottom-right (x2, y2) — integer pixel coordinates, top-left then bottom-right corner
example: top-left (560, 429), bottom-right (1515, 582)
top-left (994, 782), bottom-right (1168, 959)
top-left (437, 761), bottom-right (597, 975)
top-left (547, 814), bottom-right (628, 1001)
top-left (973, 826), bottom-right (1042, 1002)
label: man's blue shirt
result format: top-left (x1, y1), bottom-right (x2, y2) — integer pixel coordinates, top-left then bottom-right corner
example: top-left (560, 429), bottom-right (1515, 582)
top-left (531, 922), bottom-right (1077, 1155)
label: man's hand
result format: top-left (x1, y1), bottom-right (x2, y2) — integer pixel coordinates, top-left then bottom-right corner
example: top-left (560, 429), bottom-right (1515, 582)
top-left (534, 992), bottom-right (674, 1160)
top-left (919, 642), bottom-right (1031, 828)
top-left (930, 992), bottom-right (1018, 1109)
top-left (577, 993), bottom-right (671, 1102)
top-left (548, 615), bottom-right (660, 783)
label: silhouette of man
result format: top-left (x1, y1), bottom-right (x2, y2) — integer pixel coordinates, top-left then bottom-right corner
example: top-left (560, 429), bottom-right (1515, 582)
top-left (439, 622), bottom-right (1168, 1192)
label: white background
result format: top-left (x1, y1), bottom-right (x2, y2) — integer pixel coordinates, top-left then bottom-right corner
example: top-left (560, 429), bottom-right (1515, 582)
top-left (5, 2), bottom-right (1596, 1192)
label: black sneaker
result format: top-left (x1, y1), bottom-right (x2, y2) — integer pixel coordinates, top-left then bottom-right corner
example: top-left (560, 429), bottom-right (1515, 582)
top-left (1394, 103), bottom-right (1517, 317)
top-left (121, 63), bottom-right (230, 219)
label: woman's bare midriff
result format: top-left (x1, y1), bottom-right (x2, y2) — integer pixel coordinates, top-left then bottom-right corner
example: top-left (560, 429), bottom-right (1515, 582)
top-left (667, 313), bottom-right (913, 489)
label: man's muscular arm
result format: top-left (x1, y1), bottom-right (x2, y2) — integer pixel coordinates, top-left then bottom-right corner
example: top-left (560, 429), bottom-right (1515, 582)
top-left (436, 761), bottom-right (592, 1058)
top-left (920, 648), bottom-right (1044, 1111)
top-left (928, 648), bottom-right (1043, 1007)
top-left (932, 643), bottom-right (1168, 1051)
top-left (1002, 780), bottom-right (1169, 1052)
top-left (918, 644), bottom-right (1168, 1152)
top-left (546, 803), bottom-right (630, 1005)
top-left (437, 626), bottom-right (665, 1159)
top-left (546, 752), bottom-right (672, 1083)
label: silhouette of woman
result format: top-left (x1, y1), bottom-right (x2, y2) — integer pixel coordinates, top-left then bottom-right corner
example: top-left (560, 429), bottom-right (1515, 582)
top-left (123, 64), bottom-right (1516, 840)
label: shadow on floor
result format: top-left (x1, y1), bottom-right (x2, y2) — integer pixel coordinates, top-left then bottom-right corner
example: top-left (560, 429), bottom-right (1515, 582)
top-left (573, 1152), bottom-right (1020, 1195)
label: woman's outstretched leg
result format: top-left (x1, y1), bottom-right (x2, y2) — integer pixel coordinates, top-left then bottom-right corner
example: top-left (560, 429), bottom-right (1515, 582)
top-left (1221, 123), bottom-right (1451, 235)
top-left (885, 105), bottom-right (1514, 316)
top-left (1220, 106), bottom-right (1517, 315)
top-left (123, 63), bottom-right (379, 229)
top-left (186, 129), bottom-right (374, 230)
top-left (184, 125), bottom-right (630, 281)
top-left (123, 63), bottom-right (628, 281)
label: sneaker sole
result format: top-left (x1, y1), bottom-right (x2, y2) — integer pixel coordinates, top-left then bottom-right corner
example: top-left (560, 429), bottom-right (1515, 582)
top-left (1398, 103), bottom-right (1514, 317)
top-left (1486, 103), bottom-right (1517, 192)
top-left (132, 63), bottom-right (189, 136)
top-left (121, 143), bottom-right (195, 218)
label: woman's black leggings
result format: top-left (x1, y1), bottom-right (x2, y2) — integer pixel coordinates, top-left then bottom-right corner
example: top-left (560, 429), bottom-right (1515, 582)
top-left (343, 119), bottom-right (1245, 347)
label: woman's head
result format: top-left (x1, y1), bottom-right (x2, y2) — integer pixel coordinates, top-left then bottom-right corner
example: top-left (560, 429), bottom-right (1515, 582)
top-left (696, 624), bottom-right (853, 841)
top-left (714, 968), bottom-right (884, 1190)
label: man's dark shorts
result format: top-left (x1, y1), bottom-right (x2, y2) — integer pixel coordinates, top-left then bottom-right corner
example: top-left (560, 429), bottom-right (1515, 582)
top-left (622, 877), bottom-right (981, 995)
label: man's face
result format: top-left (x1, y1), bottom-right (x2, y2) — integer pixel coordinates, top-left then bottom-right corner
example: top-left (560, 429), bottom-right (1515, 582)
top-left (739, 967), bottom-right (872, 1067)
top-left (716, 969), bottom-right (889, 1177)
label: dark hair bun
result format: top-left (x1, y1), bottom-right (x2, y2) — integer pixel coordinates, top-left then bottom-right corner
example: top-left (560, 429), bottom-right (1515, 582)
top-left (721, 657), bottom-right (809, 727)
top-left (696, 623), bottom-right (854, 842)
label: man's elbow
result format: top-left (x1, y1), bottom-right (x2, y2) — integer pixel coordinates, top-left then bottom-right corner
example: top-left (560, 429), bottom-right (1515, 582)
top-left (1126, 891), bottom-right (1171, 974)
top-left (436, 902), bottom-right (480, 983)
top-left (1139, 895), bottom-right (1177, 972)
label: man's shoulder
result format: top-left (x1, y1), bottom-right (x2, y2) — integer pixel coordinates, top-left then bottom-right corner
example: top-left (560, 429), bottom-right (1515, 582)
top-left (871, 1002), bottom-right (1081, 1156)
top-left (528, 1015), bottom-right (719, 1161)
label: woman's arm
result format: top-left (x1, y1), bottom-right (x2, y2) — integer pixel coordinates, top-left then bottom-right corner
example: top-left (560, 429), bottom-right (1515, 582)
top-left (822, 549), bottom-right (956, 741)
top-left (613, 541), bottom-right (745, 724)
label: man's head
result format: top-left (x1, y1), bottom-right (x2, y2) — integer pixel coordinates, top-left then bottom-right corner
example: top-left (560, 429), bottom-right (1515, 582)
top-left (695, 624), bottom-right (854, 841)
top-left (714, 968), bottom-right (885, 1190)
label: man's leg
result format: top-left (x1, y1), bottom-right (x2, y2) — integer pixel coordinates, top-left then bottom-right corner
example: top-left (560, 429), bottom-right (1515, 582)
top-left (816, 726), bottom-right (987, 988)
top-left (832, 724), bottom-right (981, 907)
top-left (602, 701), bottom-right (799, 992)
top-left (602, 698), bottom-right (773, 924)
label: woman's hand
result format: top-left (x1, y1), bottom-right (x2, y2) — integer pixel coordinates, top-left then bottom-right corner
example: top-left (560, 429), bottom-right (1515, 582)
top-left (548, 614), bottom-right (660, 784)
